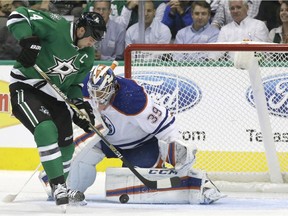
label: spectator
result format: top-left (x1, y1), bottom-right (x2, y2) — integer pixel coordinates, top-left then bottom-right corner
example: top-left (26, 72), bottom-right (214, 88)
top-left (162, 0), bottom-right (193, 40)
top-left (217, 0), bottom-right (269, 43)
top-left (48, 0), bottom-right (86, 17)
top-left (269, 0), bottom-right (288, 43)
top-left (174, 1), bottom-right (219, 61)
top-left (29, 0), bottom-right (49, 11)
top-left (211, 0), bottom-right (261, 29)
top-left (0, 0), bottom-right (28, 60)
top-left (206, 0), bottom-right (221, 18)
top-left (85, 0), bottom-right (138, 28)
top-left (1, 0), bottom-right (29, 16)
top-left (86, 0), bottom-right (167, 30)
top-left (0, 0), bottom-right (6, 16)
top-left (255, 0), bottom-right (282, 31)
top-left (93, 0), bottom-right (126, 60)
top-left (111, 0), bottom-right (139, 29)
top-left (125, 0), bottom-right (171, 46)
top-left (175, 1), bottom-right (219, 44)
top-left (213, 0), bottom-right (269, 60)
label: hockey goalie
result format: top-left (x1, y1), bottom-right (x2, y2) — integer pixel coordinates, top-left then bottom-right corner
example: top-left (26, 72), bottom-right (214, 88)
top-left (39, 62), bottom-right (226, 205)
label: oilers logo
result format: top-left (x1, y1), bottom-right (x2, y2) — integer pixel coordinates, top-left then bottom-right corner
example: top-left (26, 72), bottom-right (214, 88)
top-left (132, 71), bottom-right (202, 114)
top-left (246, 73), bottom-right (288, 117)
top-left (101, 115), bottom-right (115, 135)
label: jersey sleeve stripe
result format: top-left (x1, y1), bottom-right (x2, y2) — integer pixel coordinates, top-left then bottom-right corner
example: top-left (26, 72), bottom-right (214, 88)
top-left (7, 11), bottom-right (31, 27)
top-left (155, 116), bottom-right (175, 135)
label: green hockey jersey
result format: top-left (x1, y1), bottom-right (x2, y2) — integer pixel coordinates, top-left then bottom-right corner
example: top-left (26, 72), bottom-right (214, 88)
top-left (7, 7), bottom-right (95, 99)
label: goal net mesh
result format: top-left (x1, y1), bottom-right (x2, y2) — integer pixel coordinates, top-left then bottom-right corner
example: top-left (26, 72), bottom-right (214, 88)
top-left (124, 44), bottom-right (288, 185)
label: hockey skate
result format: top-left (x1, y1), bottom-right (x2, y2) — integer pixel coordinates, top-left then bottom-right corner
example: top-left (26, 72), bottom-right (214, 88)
top-left (52, 183), bottom-right (69, 206)
top-left (200, 187), bottom-right (227, 204)
top-left (67, 189), bottom-right (87, 206)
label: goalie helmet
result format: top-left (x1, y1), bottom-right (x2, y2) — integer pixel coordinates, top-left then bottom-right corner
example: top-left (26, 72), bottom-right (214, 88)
top-left (75, 12), bottom-right (106, 41)
top-left (88, 64), bottom-right (117, 105)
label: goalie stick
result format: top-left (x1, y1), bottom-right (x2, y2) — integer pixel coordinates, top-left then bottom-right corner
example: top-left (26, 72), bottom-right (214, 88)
top-left (2, 163), bottom-right (42, 203)
top-left (33, 63), bottom-right (181, 190)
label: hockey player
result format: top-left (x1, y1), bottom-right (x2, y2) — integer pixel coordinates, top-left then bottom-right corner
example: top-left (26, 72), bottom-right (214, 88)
top-left (59, 62), bottom-right (225, 205)
top-left (7, 7), bottom-right (106, 207)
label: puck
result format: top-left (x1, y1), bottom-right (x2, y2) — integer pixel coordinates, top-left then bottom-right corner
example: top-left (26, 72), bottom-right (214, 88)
top-left (119, 194), bottom-right (129, 203)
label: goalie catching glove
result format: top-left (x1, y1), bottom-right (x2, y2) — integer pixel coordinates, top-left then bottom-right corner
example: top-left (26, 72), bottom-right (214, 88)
top-left (158, 138), bottom-right (197, 176)
top-left (72, 100), bottom-right (95, 133)
top-left (17, 36), bottom-right (41, 68)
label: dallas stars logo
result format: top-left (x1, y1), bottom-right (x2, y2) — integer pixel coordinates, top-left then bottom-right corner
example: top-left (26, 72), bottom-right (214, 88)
top-left (48, 56), bottom-right (79, 83)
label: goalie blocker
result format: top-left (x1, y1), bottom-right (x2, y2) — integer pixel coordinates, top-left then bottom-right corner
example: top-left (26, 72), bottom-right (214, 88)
top-left (106, 167), bottom-right (226, 204)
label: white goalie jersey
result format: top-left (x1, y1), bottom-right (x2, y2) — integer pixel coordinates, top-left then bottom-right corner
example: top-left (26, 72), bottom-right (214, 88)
top-left (98, 76), bottom-right (178, 149)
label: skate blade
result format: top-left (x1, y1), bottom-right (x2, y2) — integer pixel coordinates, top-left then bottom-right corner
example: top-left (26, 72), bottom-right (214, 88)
top-left (69, 199), bottom-right (87, 206)
top-left (60, 204), bottom-right (67, 214)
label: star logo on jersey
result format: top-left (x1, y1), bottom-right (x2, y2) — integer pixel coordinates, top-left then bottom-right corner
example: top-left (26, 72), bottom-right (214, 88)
top-left (48, 56), bottom-right (79, 83)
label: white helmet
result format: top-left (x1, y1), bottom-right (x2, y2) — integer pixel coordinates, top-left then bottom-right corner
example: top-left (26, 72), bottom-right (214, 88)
top-left (88, 64), bottom-right (117, 105)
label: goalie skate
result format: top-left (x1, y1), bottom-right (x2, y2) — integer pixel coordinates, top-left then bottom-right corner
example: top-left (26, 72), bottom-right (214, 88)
top-left (200, 187), bottom-right (227, 204)
top-left (67, 189), bottom-right (87, 206)
top-left (38, 170), bottom-right (53, 201)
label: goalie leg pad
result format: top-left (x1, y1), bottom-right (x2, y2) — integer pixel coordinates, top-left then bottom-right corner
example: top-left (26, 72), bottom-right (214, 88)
top-left (67, 144), bottom-right (105, 192)
top-left (38, 170), bottom-right (53, 201)
top-left (67, 118), bottom-right (107, 193)
top-left (105, 167), bottom-right (189, 204)
top-left (105, 167), bottom-right (225, 204)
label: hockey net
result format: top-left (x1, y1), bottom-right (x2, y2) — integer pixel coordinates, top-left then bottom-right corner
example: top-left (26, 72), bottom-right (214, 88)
top-left (124, 43), bottom-right (288, 192)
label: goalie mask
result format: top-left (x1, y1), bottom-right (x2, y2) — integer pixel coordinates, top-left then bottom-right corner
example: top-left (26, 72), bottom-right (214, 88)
top-left (88, 65), bottom-right (117, 105)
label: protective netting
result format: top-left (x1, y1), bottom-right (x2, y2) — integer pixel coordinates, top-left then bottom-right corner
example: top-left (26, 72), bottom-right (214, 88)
top-left (125, 44), bottom-right (288, 183)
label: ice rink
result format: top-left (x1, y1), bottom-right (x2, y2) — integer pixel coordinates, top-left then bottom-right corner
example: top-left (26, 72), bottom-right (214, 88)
top-left (1, 170), bottom-right (288, 216)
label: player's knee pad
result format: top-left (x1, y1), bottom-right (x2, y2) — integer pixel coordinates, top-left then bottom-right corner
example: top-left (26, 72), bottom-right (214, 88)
top-left (158, 139), bottom-right (197, 175)
top-left (187, 169), bottom-right (226, 204)
top-left (67, 145), bottom-right (105, 192)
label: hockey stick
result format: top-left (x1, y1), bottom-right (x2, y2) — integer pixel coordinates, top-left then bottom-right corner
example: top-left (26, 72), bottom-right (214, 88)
top-left (2, 163), bottom-right (42, 203)
top-left (33, 64), bottom-right (181, 190)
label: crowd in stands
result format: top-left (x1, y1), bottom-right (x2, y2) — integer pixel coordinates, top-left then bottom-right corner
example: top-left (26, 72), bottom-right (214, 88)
top-left (0, 0), bottom-right (287, 61)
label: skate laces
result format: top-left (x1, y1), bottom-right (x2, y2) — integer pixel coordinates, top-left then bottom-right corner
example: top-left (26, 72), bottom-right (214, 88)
top-left (54, 183), bottom-right (68, 199)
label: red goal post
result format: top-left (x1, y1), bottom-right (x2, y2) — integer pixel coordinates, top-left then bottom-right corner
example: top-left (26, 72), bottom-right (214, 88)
top-left (124, 43), bottom-right (288, 192)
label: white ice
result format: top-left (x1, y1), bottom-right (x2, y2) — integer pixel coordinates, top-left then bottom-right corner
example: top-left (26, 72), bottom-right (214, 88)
top-left (1, 170), bottom-right (288, 216)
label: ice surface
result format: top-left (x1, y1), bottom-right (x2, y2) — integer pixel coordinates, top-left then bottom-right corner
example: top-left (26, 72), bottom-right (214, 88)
top-left (1, 170), bottom-right (288, 216)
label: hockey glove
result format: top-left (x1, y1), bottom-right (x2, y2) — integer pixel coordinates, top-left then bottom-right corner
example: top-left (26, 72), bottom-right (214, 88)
top-left (17, 36), bottom-right (41, 68)
top-left (72, 100), bottom-right (95, 133)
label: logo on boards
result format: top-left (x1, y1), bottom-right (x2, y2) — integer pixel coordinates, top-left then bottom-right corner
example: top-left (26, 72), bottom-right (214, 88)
top-left (0, 80), bottom-right (20, 128)
top-left (133, 71), bottom-right (202, 114)
top-left (246, 73), bottom-right (288, 117)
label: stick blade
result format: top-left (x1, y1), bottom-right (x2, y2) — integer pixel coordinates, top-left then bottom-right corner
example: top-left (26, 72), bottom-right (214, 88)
top-left (2, 194), bottom-right (17, 203)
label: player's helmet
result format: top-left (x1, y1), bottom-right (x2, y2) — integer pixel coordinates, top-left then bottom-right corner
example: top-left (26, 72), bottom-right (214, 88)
top-left (88, 65), bottom-right (117, 105)
top-left (75, 12), bottom-right (106, 41)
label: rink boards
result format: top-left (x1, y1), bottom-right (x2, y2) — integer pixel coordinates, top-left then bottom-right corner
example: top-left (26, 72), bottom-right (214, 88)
top-left (1, 62), bottom-right (288, 175)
